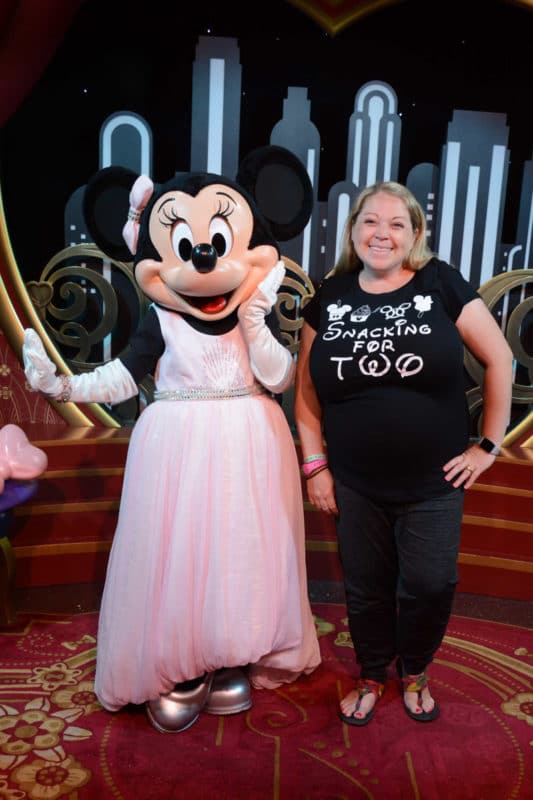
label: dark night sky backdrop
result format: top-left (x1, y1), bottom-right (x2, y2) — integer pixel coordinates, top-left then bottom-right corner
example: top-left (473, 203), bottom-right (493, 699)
top-left (1, 0), bottom-right (531, 279)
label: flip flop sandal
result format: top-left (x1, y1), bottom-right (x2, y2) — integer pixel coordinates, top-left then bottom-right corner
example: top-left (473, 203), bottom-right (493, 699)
top-left (401, 672), bottom-right (440, 722)
top-left (339, 678), bottom-right (384, 727)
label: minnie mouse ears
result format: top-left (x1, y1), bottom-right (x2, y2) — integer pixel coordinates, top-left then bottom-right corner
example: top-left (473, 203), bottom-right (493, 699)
top-left (83, 145), bottom-right (313, 261)
top-left (83, 166), bottom-right (138, 261)
top-left (237, 145), bottom-right (313, 242)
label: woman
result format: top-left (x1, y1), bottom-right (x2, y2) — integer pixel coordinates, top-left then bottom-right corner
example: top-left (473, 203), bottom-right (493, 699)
top-left (294, 181), bottom-right (513, 726)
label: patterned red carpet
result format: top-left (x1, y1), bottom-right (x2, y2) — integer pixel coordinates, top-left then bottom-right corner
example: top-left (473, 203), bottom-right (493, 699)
top-left (1, 603), bottom-right (532, 799)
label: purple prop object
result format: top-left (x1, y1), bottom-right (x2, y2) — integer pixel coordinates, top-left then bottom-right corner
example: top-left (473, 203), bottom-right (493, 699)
top-left (0, 478), bottom-right (39, 514)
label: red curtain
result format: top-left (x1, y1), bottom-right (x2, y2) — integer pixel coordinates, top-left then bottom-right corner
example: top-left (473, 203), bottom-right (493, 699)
top-left (0, 0), bottom-right (84, 128)
top-left (0, 1), bottom-right (85, 426)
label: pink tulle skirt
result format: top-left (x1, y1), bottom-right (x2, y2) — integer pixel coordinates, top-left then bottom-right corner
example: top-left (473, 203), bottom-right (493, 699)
top-left (94, 394), bottom-right (320, 710)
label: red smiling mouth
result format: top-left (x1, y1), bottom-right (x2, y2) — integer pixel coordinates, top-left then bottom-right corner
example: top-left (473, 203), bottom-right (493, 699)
top-left (181, 292), bottom-right (232, 314)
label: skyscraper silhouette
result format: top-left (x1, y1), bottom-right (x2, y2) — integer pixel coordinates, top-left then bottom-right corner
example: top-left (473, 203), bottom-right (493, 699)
top-left (435, 110), bottom-right (509, 287)
top-left (190, 36), bottom-right (242, 178)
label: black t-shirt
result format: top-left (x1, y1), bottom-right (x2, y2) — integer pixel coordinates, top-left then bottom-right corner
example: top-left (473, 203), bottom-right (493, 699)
top-left (302, 257), bottom-right (479, 502)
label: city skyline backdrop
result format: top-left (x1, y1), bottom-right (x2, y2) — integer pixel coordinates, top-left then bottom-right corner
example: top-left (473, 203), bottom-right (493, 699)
top-left (63, 34), bottom-right (532, 292)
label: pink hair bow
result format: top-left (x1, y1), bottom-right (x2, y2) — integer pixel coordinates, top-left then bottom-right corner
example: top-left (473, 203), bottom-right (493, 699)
top-left (122, 175), bottom-right (154, 255)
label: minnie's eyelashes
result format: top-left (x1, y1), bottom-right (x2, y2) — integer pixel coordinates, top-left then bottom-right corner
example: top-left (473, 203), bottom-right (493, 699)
top-left (159, 199), bottom-right (233, 229)
top-left (215, 198), bottom-right (233, 218)
top-left (160, 205), bottom-right (182, 227)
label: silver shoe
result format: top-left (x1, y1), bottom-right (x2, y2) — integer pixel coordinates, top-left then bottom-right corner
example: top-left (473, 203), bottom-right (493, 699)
top-left (146, 673), bottom-right (214, 733)
top-left (204, 668), bottom-right (252, 715)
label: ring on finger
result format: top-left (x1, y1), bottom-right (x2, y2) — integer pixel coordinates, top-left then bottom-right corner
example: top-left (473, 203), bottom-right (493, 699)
top-left (465, 465), bottom-right (474, 473)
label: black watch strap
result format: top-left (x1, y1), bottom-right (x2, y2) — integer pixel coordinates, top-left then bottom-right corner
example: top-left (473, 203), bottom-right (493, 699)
top-left (477, 437), bottom-right (500, 455)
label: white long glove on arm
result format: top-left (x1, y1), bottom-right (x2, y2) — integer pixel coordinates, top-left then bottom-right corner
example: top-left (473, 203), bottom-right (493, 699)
top-left (237, 261), bottom-right (295, 394)
top-left (23, 328), bottom-right (138, 404)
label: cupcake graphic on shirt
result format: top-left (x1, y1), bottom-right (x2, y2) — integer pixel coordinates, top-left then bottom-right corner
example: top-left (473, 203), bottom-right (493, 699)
top-left (350, 304), bottom-right (372, 323)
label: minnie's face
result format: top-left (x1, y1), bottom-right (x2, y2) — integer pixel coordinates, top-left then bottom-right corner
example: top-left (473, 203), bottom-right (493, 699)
top-left (135, 183), bottom-right (278, 321)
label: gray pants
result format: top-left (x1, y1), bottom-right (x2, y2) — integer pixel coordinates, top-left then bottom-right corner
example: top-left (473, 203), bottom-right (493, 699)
top-left (334, 480), bottom-right (464, 684)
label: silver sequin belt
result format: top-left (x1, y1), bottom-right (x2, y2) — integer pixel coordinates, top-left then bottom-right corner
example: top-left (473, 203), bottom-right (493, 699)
top-left (153, 383), bottom-right (266, 401)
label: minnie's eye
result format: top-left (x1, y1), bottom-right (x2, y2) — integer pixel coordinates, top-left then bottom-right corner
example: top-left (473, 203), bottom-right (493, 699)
top-left (209, 216), bottom-right (232, 257)
top-left (171, 221), bottom-right (194, 262)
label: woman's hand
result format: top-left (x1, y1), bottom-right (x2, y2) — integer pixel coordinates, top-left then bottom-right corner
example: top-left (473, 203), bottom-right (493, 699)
top-left (306, 467), bottom-right (338, 514)
top-left (443, 447), bottom-right (496, 489)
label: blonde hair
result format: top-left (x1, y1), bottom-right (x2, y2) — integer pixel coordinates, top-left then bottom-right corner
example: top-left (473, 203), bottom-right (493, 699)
top-left (332, 182), bottom-right (434, 275)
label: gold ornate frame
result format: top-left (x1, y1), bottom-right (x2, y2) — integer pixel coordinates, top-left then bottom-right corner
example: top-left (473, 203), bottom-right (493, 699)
top-left (0, 186), bottom-right (120, 427)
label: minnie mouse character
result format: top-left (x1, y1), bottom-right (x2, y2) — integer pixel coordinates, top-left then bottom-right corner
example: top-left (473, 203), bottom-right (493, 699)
top-left (23, 146), bottom-right (321, 732)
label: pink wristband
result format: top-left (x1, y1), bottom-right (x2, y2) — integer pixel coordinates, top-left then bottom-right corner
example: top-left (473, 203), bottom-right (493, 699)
top-left (301, 458), bottom-right (328, 477)
top-left (303, 464), bottom-right (329, 480)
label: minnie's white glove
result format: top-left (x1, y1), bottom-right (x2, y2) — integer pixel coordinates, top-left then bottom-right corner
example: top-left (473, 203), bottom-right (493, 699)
top-left (23, 329), bottom-right (138, 405)
top-left (238, 261), bottom-right (295, 393)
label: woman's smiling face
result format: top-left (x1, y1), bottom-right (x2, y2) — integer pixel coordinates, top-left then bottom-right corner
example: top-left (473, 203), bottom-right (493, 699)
top-left (351, 191), bottom-right (418, 275)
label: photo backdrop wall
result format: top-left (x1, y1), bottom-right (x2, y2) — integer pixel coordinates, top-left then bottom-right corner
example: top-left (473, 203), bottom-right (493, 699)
top-left (0, 0), bottom-right (531, 432)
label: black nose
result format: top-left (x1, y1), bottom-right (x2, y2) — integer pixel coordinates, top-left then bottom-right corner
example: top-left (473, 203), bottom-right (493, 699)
top-left (191, 243), bottom-right (217, 273)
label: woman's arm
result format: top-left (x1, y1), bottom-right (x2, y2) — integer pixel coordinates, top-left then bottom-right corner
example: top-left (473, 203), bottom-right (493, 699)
top-left (294, 322), bottom-right (338, 514)
top-left (457, 297), bottom-right (513, 445)
top-left (294, 322), bottom-right (325, 457)
top-left (444, 297), bottom-right (514, 488)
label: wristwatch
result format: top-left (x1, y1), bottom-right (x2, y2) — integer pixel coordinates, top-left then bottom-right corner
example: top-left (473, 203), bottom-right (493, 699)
top-left (477, 437), bottom-right (500, 455)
